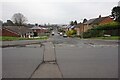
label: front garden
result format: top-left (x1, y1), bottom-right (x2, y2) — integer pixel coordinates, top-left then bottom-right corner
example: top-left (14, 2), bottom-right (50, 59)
top-left (82, 21), bottom-right (120, 40)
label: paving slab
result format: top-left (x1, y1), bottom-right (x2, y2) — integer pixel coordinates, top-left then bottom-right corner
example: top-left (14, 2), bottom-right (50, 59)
top-left (43, 42), bottom-right (56, 62)
top-left (31, 62), bottom-right (62, 78)
top-left (31, 42), bottom-right (62, 78)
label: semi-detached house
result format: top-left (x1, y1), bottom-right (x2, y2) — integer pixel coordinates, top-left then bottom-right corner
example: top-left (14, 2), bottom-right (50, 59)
top-left (75, 15), bottom-right (113, 36)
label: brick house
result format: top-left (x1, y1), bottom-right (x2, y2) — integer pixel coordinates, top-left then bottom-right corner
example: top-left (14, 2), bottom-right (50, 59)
top-left (84, 16), bottom-right (113, 32)
top-left (75, 23), bottom-right (84, 36)
top-left (75, 15), bottom-right (113, 36)
top-left (1, 26), bottom-right (33, 38)
top-left (30, 26), bottom-right (48, 37)
top-left (2, 27), bottom-right (20, 37)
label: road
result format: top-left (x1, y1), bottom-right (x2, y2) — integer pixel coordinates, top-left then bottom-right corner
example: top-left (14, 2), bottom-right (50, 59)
top-left (2, 31), bottom-right (119, 78)
top-left (2, 44), bottom-right (44, 78)
top-left (52, 32), bottom-right (118, 78)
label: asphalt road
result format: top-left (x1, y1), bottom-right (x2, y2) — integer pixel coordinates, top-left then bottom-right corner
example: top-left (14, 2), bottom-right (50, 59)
top-left (52, 34), bottom-right (118, 78)
top-left (2, 31), bottom-right (119, 78)
top-left (2, 44), bottom-right (43, 78)
top-left (56, 44), bottom-right (118, 78)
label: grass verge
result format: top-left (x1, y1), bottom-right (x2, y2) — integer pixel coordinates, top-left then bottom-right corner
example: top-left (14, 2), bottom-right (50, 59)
top-left (0, 36), bottom-right (48, 41)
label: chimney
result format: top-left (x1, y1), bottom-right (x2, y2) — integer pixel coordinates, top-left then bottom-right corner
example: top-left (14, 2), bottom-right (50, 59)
top-left (99, 15), bottom-right (101, 18)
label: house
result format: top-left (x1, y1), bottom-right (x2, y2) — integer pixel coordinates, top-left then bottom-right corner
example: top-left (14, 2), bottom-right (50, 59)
top-left (2, 27), bottom-right (20, 37)
top-left (83, 15), bottom-right (113, 32)
top-left (75, 23), bottom-right (84, 36)
top-left (2, 26), bottom-right (33, 38)
top-left (30, 25), bottom-right (48, 37)
top-left (75, 15), bottom-right (113, 36)
top-left (66, 25), bottom-right (75, 31)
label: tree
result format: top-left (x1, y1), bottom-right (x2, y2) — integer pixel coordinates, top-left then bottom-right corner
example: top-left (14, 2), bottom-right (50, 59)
top-left (74, 20), bottom-right (77, 25)
top-left (83, 18), bottom-right (87, 23)
top-left (70, 21), bottom-right (74, 26)
top-left (111, 6), bottom-right (120, 22)
top-left (12, 13), bottom-right (27, 26)
top-left (35, 23), bottom-right (38, 26)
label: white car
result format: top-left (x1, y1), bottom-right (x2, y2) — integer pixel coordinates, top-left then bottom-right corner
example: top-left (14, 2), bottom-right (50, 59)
top-left (52, 32), bottom-right (55, 35)
top-left (59, 32), bottom-right (63, 36)
top-left (63, 34), bottom-right (67, 37)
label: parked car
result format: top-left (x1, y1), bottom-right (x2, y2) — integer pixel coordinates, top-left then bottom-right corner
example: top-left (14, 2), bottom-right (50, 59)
top-left (59, 32), bottom-right (63, 36)
top-left (51, 32), bottom-right (55, 36)
top-left (63, 34), bottom-right (67, 38)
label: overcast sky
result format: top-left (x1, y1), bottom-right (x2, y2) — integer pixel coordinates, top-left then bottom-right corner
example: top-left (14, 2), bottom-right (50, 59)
top-left (0, 0), bottom-right (119, 24)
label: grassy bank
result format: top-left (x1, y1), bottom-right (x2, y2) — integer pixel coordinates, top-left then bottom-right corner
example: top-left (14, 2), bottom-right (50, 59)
top-left (0, 36), bottom-right (48, 41)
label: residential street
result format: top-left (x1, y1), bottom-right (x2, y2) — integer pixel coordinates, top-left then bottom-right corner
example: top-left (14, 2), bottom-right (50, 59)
top-left (2, 31), bottom-right (119, 78)
top-left (1, 1), bottom-right (120, 79)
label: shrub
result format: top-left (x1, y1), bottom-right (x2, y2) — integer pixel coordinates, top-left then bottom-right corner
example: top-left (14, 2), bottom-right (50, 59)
top-left (83, 21), bottom-right (120, 38)
top-left (66, 29), bottom-right (77, 36)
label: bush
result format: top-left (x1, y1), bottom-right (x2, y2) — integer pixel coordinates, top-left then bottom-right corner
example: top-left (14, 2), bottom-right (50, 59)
top-left (66, 29), bottom-right (77, 37)
top-left (93, 21), bottom-right (120, 30)
top-left (83, 21), bottom-right (120, 38)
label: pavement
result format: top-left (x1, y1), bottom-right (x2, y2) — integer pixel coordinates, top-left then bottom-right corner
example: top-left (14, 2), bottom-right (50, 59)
top-left (31, 42), bottom-right (62, 78)
top-left (43, 42), bottom-right (56, 62)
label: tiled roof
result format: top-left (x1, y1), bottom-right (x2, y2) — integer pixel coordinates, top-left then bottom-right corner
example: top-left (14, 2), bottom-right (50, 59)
top-left (3, 26), bottom-right (32, 35)
top-left (75, 23), bottom-right (84, 28)
top-left (67, 25), bottom-right (75, 28)
top-left (84, 18), bottom-right (96, 24)
top-left (84, 16), bottom-right (110, 25)
top-left (92, 16), bottom-right (109, 24)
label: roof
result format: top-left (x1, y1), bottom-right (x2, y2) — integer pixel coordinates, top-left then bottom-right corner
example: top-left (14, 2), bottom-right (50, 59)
top-left (67, 25), bottom-right (75, 28)
top-left (92, 16), bottom-right (109, 24)
top-left (3, 26), bottom-right (32, 35)
top-left (84, 18), bottom-right (96, 25)
top-left (71, 26), bottom-right (75, 28)
top-left (84, 16), bottom-right (111, 25)
top-left (75, 23), bottom-right (84, 28)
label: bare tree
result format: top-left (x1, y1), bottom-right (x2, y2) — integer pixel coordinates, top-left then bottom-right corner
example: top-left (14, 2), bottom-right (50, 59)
top-left (12, 13), bottom-right (27, 26)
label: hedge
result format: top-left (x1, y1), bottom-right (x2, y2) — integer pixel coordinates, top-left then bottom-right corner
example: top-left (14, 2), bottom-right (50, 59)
top-left (83, 22), bottom-right (120, 38)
